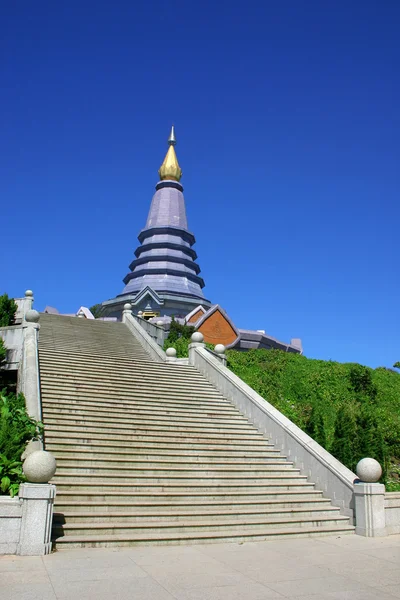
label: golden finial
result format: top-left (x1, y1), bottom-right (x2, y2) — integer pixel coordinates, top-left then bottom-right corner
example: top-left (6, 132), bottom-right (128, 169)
top-left (158, 126), bottom-right (182, 182)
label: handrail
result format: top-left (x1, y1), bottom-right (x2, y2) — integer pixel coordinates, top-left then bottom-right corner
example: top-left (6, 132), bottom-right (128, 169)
top-left (190, 344), bottom-right (356, 520)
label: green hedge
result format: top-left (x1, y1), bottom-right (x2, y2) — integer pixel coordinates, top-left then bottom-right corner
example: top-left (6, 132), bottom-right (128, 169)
top-left (0, 389), bottom-right (43, 496)
top-left (227, 349), bottom-right (400, 489)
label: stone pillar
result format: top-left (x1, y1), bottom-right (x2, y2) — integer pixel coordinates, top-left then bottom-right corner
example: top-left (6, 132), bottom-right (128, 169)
top-left (214, 344), bottom-right (227, 367)
top-left (21, 310), bottom-right (43, 456)
top-left (24, 290), bottom-right (34, 314)
top-left (17, 484), bottom-right (56, 555)
top-left (354, 458), bottom-right (386, 537)
top-left (188, 332), bottom-right (205, 365)
top-left (18, 450), bottom-right (57, 555)
top-left (122, 303), bottom-right (132, 324)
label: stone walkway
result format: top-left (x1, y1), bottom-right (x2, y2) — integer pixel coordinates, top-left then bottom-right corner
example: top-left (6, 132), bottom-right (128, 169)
top-left (1, 535), bottom-right (400, 599)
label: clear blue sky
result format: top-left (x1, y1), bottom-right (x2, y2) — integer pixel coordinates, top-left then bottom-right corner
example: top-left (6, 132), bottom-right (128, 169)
top-left (1, 1), bottom-right (399, 368)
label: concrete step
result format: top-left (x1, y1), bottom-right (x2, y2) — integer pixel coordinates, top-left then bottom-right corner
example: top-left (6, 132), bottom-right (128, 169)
top-left (53, 506), bottom-right (341, 524)
top-left (53, 482), bottom-right (315, 494)
top-left (42, 407), bottom-right (247, 425)
top-left (52, 525), bottom-right (355, 548)
top-left (40, 382), bottom-right (225, 400)
top-left (42, 399), bottom-right (241, 417)
top-left (53, 496), bottom-right (330, 513)
top-left (53, 457), bottom-right (291, 468)
top-left (40, 368), bottom-right (214, 389)
top-left (57, 464), bottom-right (305, 483)
top-left (44, 436), bottom-right (274, 450)
top-left (45, 426), bottom-right (268, 444)
top-left (52, 514), bottom-right (351, 537)
top-left (43, 417), bottom-right (259, 435)
top-left (54, 489), bottom-right (323, 502)
top-left (39, 359), bottom-right (204, 379)
top-left (45, 443), bottom-right (280, 458)
top-left (41, 395), bottom-right (236, 412)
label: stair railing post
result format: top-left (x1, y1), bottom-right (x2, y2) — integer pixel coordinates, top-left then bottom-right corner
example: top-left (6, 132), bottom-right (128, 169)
top-left (122, 303), bottom-right (132, 323)
top-left (354, 458), bottom-right (386, 537)
top-left (20, 305), bottom-right (43, 455)
top-left (188, 332), bottom-right (205, 365)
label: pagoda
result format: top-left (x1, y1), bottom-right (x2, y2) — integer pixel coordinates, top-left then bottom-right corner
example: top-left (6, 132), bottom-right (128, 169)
top-left (102, 127), bottom-right (212, 319)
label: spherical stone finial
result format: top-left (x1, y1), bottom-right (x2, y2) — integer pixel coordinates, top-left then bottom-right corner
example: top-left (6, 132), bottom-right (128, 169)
top-left (25, 290), bottom-right (33, 298)
top-left (356, 458), bottom-right (382, 483)
top-left (138, 311), bottom-right (143, 316)
top-left (191, 332), bottom-right (204, 343)
top-left (25, 309), bottom-right (40, 323)
top-left (214, 344), bottom-right (226, 354)
top-left (157, 320), bottom-right (164, 327)
top-left (166, 347), bottom-right (177, 357)
top-left (23, 450), bottom-right (57, 483)
top-left (123, 303), bottom-right (132, 312)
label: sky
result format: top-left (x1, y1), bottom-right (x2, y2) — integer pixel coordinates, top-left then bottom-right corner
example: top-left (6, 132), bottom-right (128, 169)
top-left (1, 1), bottom-right (399, 368)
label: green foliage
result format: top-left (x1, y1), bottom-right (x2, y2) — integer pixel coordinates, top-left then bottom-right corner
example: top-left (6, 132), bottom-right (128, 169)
top-left (163, 321), bottom-right (214, 358)
top-left (163, 318), bottom-right (196, 357)
top-left (89, 304), bottom-right (103, 318)
top-left (167, 317), bottom-right (195, 343)
top-left (394, 362), bottom-right (400, 370)
top-left (0, 338), bottom-right (6, 365)
top-left (0, 294), bottom-right (17, 327)
top-left (0, 390), bottom-right (43, 496)
top-left (227, 349), bottom-right (400, 483)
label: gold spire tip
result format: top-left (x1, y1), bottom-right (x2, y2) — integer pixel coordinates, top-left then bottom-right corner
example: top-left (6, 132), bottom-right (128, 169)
top-left (159, 126), bottom-right (182, 182)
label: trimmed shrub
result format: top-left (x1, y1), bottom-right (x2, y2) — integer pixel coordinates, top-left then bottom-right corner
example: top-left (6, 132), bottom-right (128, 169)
top-left (0, 294), bottom-right (17, 327)
top-left (227, 349), bottom-right (400, 487)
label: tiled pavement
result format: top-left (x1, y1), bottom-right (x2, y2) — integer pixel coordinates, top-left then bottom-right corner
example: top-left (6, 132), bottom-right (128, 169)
top-left (1, 535), bottom-right (400, 599)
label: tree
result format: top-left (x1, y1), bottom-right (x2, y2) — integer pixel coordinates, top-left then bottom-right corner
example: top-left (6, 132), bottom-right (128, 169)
top-left (0, 294), bottom-right (17, 327)
top-left (89, 304), bottom-right (103, 318)
top-left (393, 362), bottom-right (400, 370)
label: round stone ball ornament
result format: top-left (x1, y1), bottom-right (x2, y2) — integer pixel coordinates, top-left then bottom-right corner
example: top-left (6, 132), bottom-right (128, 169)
top-left (25, 309), bottom-right (40, 323)
top-left (166, 347), bottom-right (177, 357)
top-left (356, 457), bottom-right (382, 483)
top-left (191, 332), bottom-right (204, 343)
top-left (23, 450), bottom-right (57, 483)
top-left (214, 344), bottom-right (226, 354)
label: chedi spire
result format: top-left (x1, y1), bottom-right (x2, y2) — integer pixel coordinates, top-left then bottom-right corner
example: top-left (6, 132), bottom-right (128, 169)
top-left (158, 125), bottom-right (182, 182)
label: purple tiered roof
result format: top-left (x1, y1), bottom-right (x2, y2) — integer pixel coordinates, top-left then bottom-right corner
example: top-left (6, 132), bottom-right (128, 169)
top-left (120, 176), bottom-right (207, 301)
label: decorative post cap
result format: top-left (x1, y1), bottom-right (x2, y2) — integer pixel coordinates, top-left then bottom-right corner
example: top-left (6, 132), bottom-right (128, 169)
top-left (123, 303), bottom-right (132, 311)
top-left (166, 347), bottom-right (177, 357)
top-left (25, 290), bottom-right (33, 298)
top-left (356, 458), bottom-right (382, 483)
top-left (191, 331), bottom-right (204, 343)
top-left (214, 344), bottom-right (226, 354)
top-left (25, 309), bottom-right (40, 323)
top-left (23, 450), bottom-right (57, 483)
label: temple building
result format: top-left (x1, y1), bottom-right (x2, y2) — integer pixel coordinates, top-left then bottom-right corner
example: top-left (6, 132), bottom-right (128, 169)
top-left (102, 127), bottom-right (212, 320)
top-left (101, 128), bottom-right (302, 354)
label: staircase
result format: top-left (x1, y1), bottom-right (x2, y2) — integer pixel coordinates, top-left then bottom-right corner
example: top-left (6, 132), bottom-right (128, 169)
top-left (38, 313), bottom-right (354, 548)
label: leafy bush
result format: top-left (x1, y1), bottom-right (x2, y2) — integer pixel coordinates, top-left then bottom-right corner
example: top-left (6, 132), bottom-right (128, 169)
top-left (89, 304), bottom-right (103, 318)
top-left (163, 320), bottom-right (215, 358)
top-left (0, 390), bottom-right (43, 496)
top-left (167, 318), bottom-right (195, 343)
top-left (0, 294), bottom-right (17, 327)
top-left (227, 349), bottom-right (400, 485)
top-left (163, 318), bottom-right (195, 357)
top-left (0, 338), bottom-right (6, 364)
